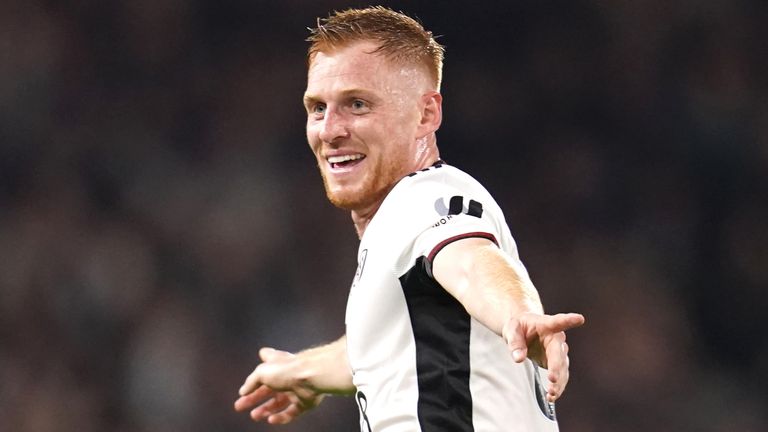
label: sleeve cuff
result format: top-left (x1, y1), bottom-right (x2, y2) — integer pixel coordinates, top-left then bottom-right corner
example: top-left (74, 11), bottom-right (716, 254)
top-left (424, 231), bottom-right (498, 278)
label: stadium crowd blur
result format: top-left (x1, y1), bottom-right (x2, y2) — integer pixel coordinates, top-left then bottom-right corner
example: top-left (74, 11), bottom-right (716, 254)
top-left (1, 1), bottom-right (766, 431)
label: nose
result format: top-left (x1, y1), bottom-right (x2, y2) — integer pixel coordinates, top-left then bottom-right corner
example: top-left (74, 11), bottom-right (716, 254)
top-left (318, 109), bottom-right (349, 144)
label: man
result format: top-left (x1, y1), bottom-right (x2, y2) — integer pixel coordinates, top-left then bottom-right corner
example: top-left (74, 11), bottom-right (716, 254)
top-left (235, 6), bottom-right (585, 431)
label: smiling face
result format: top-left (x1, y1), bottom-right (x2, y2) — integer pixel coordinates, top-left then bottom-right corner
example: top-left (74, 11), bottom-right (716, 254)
top-left (304, 41), bottom-right (438, 212)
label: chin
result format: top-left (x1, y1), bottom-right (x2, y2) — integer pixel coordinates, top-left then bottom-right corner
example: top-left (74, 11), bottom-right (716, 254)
top-left (325, 190), bottom-right (365, 210)
top-left (324, 184), bottom-right (387, 211)
top-left (321, 176), bottom-right (360, 208)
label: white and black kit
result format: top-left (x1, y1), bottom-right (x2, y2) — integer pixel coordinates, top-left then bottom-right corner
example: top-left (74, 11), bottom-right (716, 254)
top-left (345, 162), bottom-right (559, 432)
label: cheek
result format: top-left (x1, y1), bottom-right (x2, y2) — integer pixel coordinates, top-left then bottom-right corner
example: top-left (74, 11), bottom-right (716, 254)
top-left (387, 107), bottom-right (419, 136)
top-left (306, 118), bottom-right (315, 139)
top-left (306, 124), bottom-right (321, 152)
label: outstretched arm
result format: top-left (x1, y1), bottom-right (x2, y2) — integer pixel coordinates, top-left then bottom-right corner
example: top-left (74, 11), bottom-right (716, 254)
top-left (234, 336), bottom-right (354, 424)
top-left (431, 237), bottom-right (585, 402)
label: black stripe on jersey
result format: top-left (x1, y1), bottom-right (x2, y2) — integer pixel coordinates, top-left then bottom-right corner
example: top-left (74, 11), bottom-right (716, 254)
top-left (400, 257), bottom-right (474, 432)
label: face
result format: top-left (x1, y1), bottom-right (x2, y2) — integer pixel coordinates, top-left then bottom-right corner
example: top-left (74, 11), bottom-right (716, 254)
top-left (304, 41), bottom-right (432, 211)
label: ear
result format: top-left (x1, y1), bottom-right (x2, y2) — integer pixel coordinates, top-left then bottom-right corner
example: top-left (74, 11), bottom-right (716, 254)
top-left (416, 91), bottom-right (443, 137)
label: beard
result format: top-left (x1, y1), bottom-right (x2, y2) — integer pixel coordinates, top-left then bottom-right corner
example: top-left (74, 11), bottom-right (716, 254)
top-left (317, 155), bottom-right (403, 211)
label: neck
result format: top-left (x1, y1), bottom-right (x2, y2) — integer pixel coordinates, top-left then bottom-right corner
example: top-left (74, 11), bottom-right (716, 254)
top-left (352, 139), bottom-right (441, 238)
top-left (351, 200), bottom-right (384, 238)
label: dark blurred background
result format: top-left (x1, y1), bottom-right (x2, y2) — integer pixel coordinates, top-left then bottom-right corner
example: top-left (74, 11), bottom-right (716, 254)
top-left (1, 0), bottom-right (766, 431)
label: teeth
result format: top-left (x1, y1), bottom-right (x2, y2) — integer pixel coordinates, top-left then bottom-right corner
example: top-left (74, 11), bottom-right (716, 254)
top-left (328, 154), bottom-right (364, 164)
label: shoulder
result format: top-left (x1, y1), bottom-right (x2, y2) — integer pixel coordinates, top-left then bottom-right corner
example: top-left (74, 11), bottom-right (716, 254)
top-left (371, 161), bottom-right (504, 237)
top-left (386, 162), bottom-right (500, 222)
top-left (366, 163), bottom-right (469, 236)
top-left (391, 161), bottom-right (487, 203)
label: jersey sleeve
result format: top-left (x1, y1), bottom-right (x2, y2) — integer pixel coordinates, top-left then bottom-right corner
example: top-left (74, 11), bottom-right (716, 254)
top-left (407, 181), bottom-right (504, 278)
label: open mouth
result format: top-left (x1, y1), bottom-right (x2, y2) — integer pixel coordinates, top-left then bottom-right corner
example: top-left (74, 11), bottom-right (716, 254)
top-left (328, 154), bottom-right (366, 169)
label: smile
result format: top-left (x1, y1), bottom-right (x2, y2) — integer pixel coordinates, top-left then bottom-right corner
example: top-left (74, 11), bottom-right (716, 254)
top-left (327, 153), bottom-right (366, 170)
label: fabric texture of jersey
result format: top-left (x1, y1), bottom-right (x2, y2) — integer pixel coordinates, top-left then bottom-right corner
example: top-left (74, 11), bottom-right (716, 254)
top-left (345, 163), bottom-right (559, 432)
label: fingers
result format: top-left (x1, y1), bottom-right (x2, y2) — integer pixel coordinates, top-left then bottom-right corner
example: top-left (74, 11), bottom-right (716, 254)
top-left (242, 391), bottom-right (310, 425)
top-left (238, 348), bottom-right (275, 396)
top-left (259, 347), bottom-right (279, 361)
top-left (250, 392), bottom-right (293, 422)
top-left (510, 312), bottom-right (581, 402)
top-left (239, 347), bottom-right (295, 396)
top-left (235, 347), bottom-right (309, 425)
top-left (239, 370), bottom-right (259, 396)
top-left (234, 386), bottom-right (306, 424)
top-left (234, 385), bottom-right (275, 412)
top-left (233, 387), bottom-right (286, 422)
top-left (542, 314), bottom-right (580, 400)
top-left (267, 396), bottom-right (304, 425)
top-left (543, 337), bottom-right (569, 402)
top-left (546, 313), bottom-right (585, 333)
top-left (502, 319), bottom-right (528, 363)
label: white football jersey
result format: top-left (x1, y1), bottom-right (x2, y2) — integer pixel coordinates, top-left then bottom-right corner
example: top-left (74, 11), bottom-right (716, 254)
top-left (345, 162), bottom-right (560, 432)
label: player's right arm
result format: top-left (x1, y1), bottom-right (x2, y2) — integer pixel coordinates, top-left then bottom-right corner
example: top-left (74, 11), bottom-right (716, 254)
top-left (431, 237), bottom-right (584, 402)
top-left (234, 335), bottom-right (355, 424)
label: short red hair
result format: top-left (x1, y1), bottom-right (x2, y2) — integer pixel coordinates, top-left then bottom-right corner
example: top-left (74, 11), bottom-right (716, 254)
top-left (307, 6), bottom-right (445, 90)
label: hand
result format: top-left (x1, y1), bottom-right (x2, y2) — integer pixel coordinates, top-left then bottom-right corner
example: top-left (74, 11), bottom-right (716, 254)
top-left (234, 347), bottom-right (324, 424)
top-left (502, 312), bottom-right (585, 402)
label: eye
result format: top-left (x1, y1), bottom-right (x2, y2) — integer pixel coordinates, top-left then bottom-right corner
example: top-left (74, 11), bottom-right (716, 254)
top-left (312, 103), bottom-right (327, 114)
top-left (350, 99), bottom-right (370, 113)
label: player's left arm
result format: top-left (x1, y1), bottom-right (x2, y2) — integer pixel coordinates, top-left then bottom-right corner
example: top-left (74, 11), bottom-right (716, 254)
top-left (431, 237), bottom-right (585, 402)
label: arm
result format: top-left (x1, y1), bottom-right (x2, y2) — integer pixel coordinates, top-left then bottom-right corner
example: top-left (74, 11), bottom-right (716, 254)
top-left (431, 237), bottom-right (584, 402)
top-left (234, 336), bottom-right (354, 424)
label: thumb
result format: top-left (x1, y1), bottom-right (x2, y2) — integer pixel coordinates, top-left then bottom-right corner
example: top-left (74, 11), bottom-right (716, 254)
top-left (259, 347), bottom-right (277, 362)
top-left (260, 347), bottom-right (295, 363)
top-left (502, 319), bottom-right (528, 363)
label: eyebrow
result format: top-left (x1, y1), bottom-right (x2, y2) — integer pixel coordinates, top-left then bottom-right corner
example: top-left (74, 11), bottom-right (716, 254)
top-left (303, 95), bottom-right (321, 109)
top-left (303, 88), bottom-right (378, 107)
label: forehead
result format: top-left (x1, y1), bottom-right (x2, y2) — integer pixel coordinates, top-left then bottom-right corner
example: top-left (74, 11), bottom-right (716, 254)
top-left (306, 41), bottom-right (427, 96)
